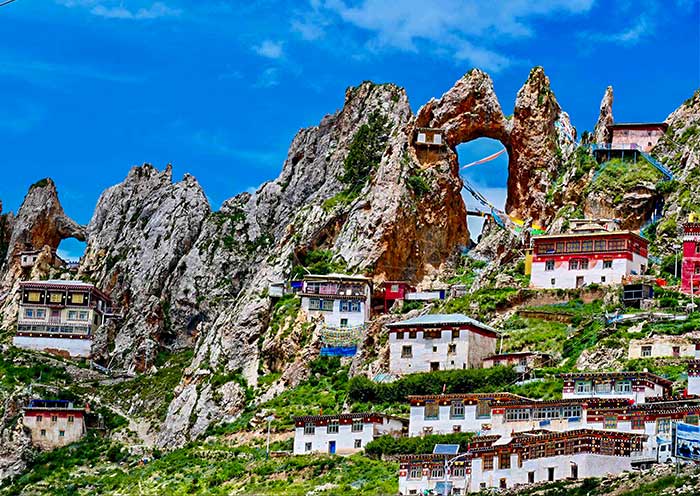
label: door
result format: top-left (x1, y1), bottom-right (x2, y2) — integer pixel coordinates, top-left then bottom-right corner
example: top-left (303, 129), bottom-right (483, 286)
top-left (548, 467), bottom-right (555, 482)
top-left (576, 276), bottom-right (584, 288)
top-left (329, 441), bottom-right (336, 454)
top-left (570, 464), bottom-right (578, 480)
top-left (430, 362), bottom-right (440, 372)
top-left (673, 346), bottom-right (680, 358)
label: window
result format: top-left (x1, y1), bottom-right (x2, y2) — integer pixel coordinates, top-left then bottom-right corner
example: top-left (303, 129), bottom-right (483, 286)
top-left (569, 259), bottom-right (578, 270)
top-left (603, 260), bottom-right (613, 269)
top-left (483, 456), bottom-right (494, 471)
top-left (581, 240), bottom-right (593, 252)
top-left (580, 259), bottom-right (589, 269)
top-left (401, 345), bottom-right (413, 358)
top-left (351, 419), bottom-right (364, 432)
top-left (615, 380), bottom-right (631, 393)
top-left (696, 242), bottom-right (700, 254)
top-left (27, 291), bottom-right (41, 302)
top-left (452, 466), bottom-right (465, 478)
top-left (321, 300), bottom-right (333, 311)
top-left (49, 292), bottom-right (63, 303)
top-left (59, 430), bottom-right (65, 437)
top-left (40, 429), bottom-right (46, 437)
top-left (67, 415), bottom-right (74, 423)
top-left (657, 418), bottom-right (671, 436)
top-left (505, 408), bottom-right (530, 421)
top-left (595, 382), bottom-right (612, 394)
top-left (477, 400), bottom-right (492, 418)
top-left (327, 421), bottom-right (339, 434)
top-left (305, 442), bottom-right (312, 452)
top-left (340, 318), bottom-right (348, 328)
top-left (24, 309), bottom-right (34, 319)
top-left (396, 332), bottom-right (404, 340)
top-left (641, 346), bottom-right (652, 357)
top-left (424, 403), bottom-right (439, 420)
top-left (70, 293), bottom-right (85, 304)
top-left (304, 423), bottom-right (315, 435)
top-left (309, 299), bottom-right (321, 310)
top-left (409, 331), bottom-right (416, 339)
top-left (631, 416), bottom-right (645, 430)
top-left (608, 239), bottom-right (625, 251)
top-left (498, 455), bottom-right (511, 470)
top-left (695, 263), bottom-right (700, 275)
top-left (594, 240), bottom-right (607, 251)
top-left (545, 260), bottom-right (555, 271)
top-left (36, 309), bottom-right (45, 318)
top-left (51, 416), bottom-right (57, 422)
top-left (432, 345), bottom-right (438, 353)
top-left (566, 241), bottom-right (580, 252)
top-left (562, 405), bottom-right (582, 418)
top-left (354, 439), bottom-right (362, 448)
top-left (36, 416), bottom-right (42, 423)
top-left (685, 415), bottom-right (699, 426)
top-left (390, 284), bottom-right (399, 292)
top-left (601, 276), bottom-right (606, 283)
top-left (340, 300), bottom-right (360, 312)
top-left (550, 278), bottom-right (556, 286)
top-left (68, 310), bottom-right (78, 320)
top-left (604, 416), bottom-right (618, 429)
top-left (555, 242), bottom-right (565, 253)
top-left (575, 381), bottom-right (592, 393)
top-left (78, 311), bottom-right (88, 321)
top-left (451, 329), bottom-right (460, 339)
top-left (409, 466), bottom-right (422, 479)
top-left (538, 243), bottom-right (555, 254)
top-left (450, 401), bottom-right (465, 419)
top-left (431, 467), bottom-right (444, 479)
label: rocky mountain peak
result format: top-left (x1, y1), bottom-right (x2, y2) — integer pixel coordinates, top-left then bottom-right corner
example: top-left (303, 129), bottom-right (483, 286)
top-left (593, 85), bottom-right (614, 144)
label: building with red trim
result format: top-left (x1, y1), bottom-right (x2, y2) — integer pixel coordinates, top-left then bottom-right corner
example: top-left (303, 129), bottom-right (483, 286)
top-left (560, 371), bottom-right (672, 404)
top-left (22, 399), bottom-right (87, 450)
top-left (482, 351), bottom-right (553, 373)
top-left (13, 280), bottom-right (112, 358)
top-left (381, 281), bottom-right (415, 312)
top-left (386, 314), bottom-right (499, 375)
top-left (530, 228), bottom-right (648, 289)
top-left (292, 412), bottom-right (406, 455)
top-left (398, 429), bottom-right (648, 494)
top-left (681, 223), bottom-right (700, 295)
top-left (689, 360), bottom-right (700, 397)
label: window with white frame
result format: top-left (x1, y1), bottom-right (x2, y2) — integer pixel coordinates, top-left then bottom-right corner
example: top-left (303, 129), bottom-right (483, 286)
top-left (603, 260), bottom-right (613, 269)
top-left (327, 421), bottom-right (339, 434)
top-left (615, 380), bottom-right (631, 393)
top-left (505, 408), bottom-right (530, 421)
top-left (641, 346), bottom-right (652, 357)
top-left (409, 466), bottom-right (422, 479)
top-left (304, 423), bottom-right (315, 435)
top-left (305, 442), bottom-right (312, 452)
top-left (595, 382), bottom-right (612, 394)
top-left (562, 405), bottom-right (582, 418)
top-left (545, 260), bottom-right (555, 271)
top-left (430, 467), bottom-right (444, 479)
top-left (354, 439), bottom-right (362, 448)
top-left (575, 381), bottom-right (592, 394)
top-left (402, 345), bottom-right (413, 358)
top-left (450, 401), bottom-right (465, 419)
top-left (351, 419), bottom-right (364, 432)
top-left (452, 466), bottom-right (465, 478)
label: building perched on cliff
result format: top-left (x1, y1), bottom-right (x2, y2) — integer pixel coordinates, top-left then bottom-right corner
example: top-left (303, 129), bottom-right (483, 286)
top-left (530, 222), bottom-right (648, 289)
top-left (13, 280), bottom-right (111, 358)
top-left (560, 371), bottom-right (672, 404)
top-left (398, 429), bottom-right (648, 494)
top-left (629, 335), bottom-right (700, 360)
top-left (482, 352), bottom-right (553, 373)
top-left (292, 413), bottom-right (406, 455)
top-left (299, 274), bottom-right (372, 328)
top-left (22, 399), bottom-right (87, 450)
top-left (682, 222), bottom-right (700, 295)
top-left (386, 314), bottom-right (499, 375)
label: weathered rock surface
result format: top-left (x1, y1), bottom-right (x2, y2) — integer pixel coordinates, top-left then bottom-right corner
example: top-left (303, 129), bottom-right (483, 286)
top-left (79, 165), bottom-right (210, 372)
top-left (593, 86), bottom-right (614, 144)
top-left (0, 179), bottom-right (85, 324)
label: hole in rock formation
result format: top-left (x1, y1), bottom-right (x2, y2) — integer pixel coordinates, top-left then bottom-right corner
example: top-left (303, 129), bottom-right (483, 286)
top-left (57, 238), bottom-right (86, 264)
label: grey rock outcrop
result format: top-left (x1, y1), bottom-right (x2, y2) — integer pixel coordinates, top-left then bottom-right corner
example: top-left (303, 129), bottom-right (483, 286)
top-left (79, 164), bottom-right (210, 372)
top-left (593, 86), bottom-right (614, 144)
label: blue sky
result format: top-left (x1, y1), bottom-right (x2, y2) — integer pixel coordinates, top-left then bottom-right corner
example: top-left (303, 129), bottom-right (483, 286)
top-left (1, 0), bottom-right (699, 256)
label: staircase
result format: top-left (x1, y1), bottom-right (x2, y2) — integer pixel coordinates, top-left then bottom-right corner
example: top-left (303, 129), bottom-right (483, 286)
top-left (639, 151), bottom-right (674, 180)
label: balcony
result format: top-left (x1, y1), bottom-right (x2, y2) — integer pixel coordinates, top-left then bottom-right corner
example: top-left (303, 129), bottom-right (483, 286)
top-left (591, 143), bottom-right (642, 151)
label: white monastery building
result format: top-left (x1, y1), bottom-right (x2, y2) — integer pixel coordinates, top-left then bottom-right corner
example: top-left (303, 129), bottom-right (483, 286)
top-left (560, 371), bottom-right (672, 404)
top-left (530, 220), bottom-right (648, 289)
top-left (299, 274), bottom-right (372, 328)
top-left (387, 314), bottom-right (499, 375)
top-left (293, 413), bottom-right (406, 455)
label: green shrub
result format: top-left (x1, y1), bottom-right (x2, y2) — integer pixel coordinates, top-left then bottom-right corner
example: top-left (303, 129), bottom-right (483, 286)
top-left (365, 432), bottom-right (474, 457)
top-left (407, 173), bottom-right (430, 196)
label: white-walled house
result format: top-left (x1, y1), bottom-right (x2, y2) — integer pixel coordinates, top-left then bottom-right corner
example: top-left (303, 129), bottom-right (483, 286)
top-left (407, 393), bottom-right (526, 437)
top-left (293, 413), bottom-right (406, 455)
top-left (398, 429), bottom-right (648, 495)
top-left (299, 274), bottom-right (372, 328)
top-left (629, 335), bottom-right (700, 360)
top-left (689, 360), bottom-right (700, 396)
top-left (387, 314), bottom-right (499, 375)
top-left (560, 372), bottom-right (672, 404)
top-left (530, 228), bottom-right (648, 289)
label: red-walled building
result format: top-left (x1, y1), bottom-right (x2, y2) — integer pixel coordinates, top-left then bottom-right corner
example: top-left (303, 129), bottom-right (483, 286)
top-left (531, 229), bottom-right (649, 289)
top-left (682, 223), bottom-right (700, 295)
top-left (382, 281), bottom-right (415, 312)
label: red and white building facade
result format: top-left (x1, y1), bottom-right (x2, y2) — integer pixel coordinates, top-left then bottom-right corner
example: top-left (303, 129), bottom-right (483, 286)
top-left (681, 223), bottom-right (700, 295)
top-left (530, 230), bottom-right (648, 289)
top-left (689, 360), bottom-right (700, 397)
top-left (22, 399), bottom-right (87, 450)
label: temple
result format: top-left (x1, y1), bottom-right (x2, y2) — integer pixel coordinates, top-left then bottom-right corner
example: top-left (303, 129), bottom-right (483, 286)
top-left (681, 222), bottom-right (700, 295)
top-left (13, 280), bottom-right (112, 358)
top-left (22, 399), bottom-right (87, 450)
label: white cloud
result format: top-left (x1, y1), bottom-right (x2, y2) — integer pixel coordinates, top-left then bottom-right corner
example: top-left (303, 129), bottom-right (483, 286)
top-left (580, 15), bottom-right (654, 45)
top-left (0, 55), bottom-right (145, 86)
top-left (57, 1), bottom-right (181, 20)
top-left (254, 67), bottom-right (281, 88)
top-left (298, 0), bottom-right (595, 71)
top-left (253, 40), bottom-right (285, 59)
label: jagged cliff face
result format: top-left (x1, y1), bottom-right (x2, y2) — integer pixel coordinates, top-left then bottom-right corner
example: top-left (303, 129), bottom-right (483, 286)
top-left (0, 179), bottom-right (85, 324)
top-left (593, 86), bottom-right (614, 144)
top-left (78, 165), bottom-right (210, 372)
